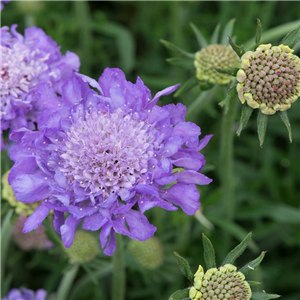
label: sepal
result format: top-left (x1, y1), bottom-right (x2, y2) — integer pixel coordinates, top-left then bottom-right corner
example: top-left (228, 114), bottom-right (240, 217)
top-left (238, 251), bottom-right (266, 275)
top-left (215, 67), bottom-right (239, 77)
top-left (168, 288), bottom-right (190, 300)
top-left (211, 23), bottom-right (221, 44)
top-left (255, 19), bottom-right (263, 48)
top-left (202, 233), bottom-right (216, 269)
top-left (237, 105), bottom-right (254, 136)
top-left (251, 292), bottom-right (281, 300)
top-left (174, 252), bottom-right (194, 282)
top-left (279, 111), bottom-right (292, 143)
top-left (281, 23), bottom-right (300, 48)
top-left (221, 18), bottom-right (236, 45)
top-left (166, 57), bottom-right (194, 69)
top-left (190, 23), bottom-right (208, 48)
top-left (257, 111), bottom-right (268, 147)
top-left (219, 85), bottom-right (237, 107)
top-left (174, 77), bottom-right (199, 98)
top-left (228, 36), bottom-right (245, 57)
top-left (160, 39), bottom-right (195, 58)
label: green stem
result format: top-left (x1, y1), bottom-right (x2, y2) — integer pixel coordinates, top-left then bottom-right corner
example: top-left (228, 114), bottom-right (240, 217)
top-left (56, 264), bottom-right (79, 300)
top-left (220, 94), bottom-right (239, 222)
top-left (111, 234), bottom-right (125, 300)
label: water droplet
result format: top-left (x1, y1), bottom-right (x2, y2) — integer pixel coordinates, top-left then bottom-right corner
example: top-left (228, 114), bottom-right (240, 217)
top-left (45, 177), bottom-right (48, 180)
top-left (80, 208), bottom-right (83, 211)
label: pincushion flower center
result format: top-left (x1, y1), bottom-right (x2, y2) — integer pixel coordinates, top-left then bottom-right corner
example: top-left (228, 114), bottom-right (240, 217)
top-left (60, 108), bottom-right (155, 197)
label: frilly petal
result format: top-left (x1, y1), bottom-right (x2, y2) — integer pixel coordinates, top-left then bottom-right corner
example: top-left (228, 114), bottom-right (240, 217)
top-left (60, 214), bottom-right (82, 248)
top-left (23, 204), bottom-right (51, 233)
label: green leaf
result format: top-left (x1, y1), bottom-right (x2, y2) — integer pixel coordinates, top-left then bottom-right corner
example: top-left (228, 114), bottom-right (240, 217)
top-left (174, 252), bottom-right (194, 282)
top-left (238, 251), bottom-right (266, 275)
top-left (248, 281), bottom-right (262, 286)
top-left (215, 67), bottom-right (239, 77)
top-left (1, 210), bottom-right (13, 278)
top-left (166, 57), bottom-right (195, 69)
top-left (222, 232), bottom-right (252, 265)
top-left (279, 111), bottom-right (292, 143)
top-left (221, 19), bottom-right (236, 45)
top-left (218, 85), bottom-right (237, 107)
top-left (174, 77), bottom-right (199, 98)
top-left (228, 36), bottom-right (245, 58)
top-left (237, 104), bottom-right (254, 136)
top-left (281, 23), bottom-right (300, 48)
top-left (168, 289), bottom-right (190, 300)
top-left (199, 81), bottom-right (214, 91)
top-left (255, 18), bottom-right (263, 48)
top-left (190, 22), bottom-right (208, 48)
top-left (211, 23), bottom-right (221, 44)
top-left (202, 234), bottom-right (216, 269)
top-left (251, 292), bottom-right (281, 300)
top-left (257, 111), bottom-right (268, 147)
top-left (160, 39), bottom-right (195, 58)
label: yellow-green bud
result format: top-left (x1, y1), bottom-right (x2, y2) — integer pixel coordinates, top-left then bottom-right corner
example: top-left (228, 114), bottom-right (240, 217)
top-left (64, 230), bottom-right (99, 263)
top-left (194, 44), bottom-right (240, 85)
top-left (128, 237), bottom-right (163, 270)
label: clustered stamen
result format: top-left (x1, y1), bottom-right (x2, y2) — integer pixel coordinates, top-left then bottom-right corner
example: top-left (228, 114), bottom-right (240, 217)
top-left (194, 45), bottom-right (240, 85)
top-left (189, 264), bottom-right (252, 300)
top-left (236, 44), bottom-right (300, 115)
top-left (59, 108), bottom-right (155, 198)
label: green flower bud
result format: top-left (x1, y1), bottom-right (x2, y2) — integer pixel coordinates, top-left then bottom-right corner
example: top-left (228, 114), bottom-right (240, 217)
top-left (236, 43), bottom-right (300, 115)
top-left (194, 45), bottom-right (240, 85)
top-left (64, 230), bottom-right (99, 263)
top-left (128, 236), bottom-right (163, 270)
top-left (189, 264), bottom-right (252, 300)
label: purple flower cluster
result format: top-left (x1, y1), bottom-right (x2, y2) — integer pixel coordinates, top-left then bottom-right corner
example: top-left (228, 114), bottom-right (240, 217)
top-left (0, 0), bottom-right (10, 11)
top-left (1, 25), bottom-right (80, 147)
top-left (8, 68), bottom-right (212, 255)
top-left (3, 288), bottom-right (47, 300)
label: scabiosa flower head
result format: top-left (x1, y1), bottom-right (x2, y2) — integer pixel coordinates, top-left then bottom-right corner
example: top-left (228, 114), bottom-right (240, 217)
top-left (236, 44), bottom-right (300, 115)
top-left (194, 45), bottom-right (240, 85)
top-left (0, 25), bottom-right (80, 146)
top-left (189, 264), bottom-right (251, 300)
top-left (0, 0), bottom-right (10, 10)
top-left (8, 68), bottom-right (213, 256)
top-left (65, 230), bottom-right (99, 263)
top-left (13, 215), bottom-right (53, 250)
top-left (128, 236), bottom-right (163, 270)
top-left (3, 288), bottom-right (47, 300)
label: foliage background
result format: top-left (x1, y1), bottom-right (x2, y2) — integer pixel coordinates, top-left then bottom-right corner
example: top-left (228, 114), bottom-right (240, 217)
top-left (1, 1), bottom-right (300, 300)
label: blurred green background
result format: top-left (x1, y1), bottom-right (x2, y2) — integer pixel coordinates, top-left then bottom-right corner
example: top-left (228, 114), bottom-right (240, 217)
top-left (1, 1), bottom-right (300, 300)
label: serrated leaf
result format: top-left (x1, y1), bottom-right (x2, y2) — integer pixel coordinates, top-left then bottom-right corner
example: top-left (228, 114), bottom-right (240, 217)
top-left (279, 111), bottom-right (292, 142)
top-left (160, 39), bottom-right (195, 58)
top-left (251, 292), bottom-right (281, 300)
top-left (215, 67), bottom-right (239, 77)
top-left (190, 22), bottom-right (208, 48)
top-left (248, 281), bottom-right (262, 286)
top-left (221, 19), bottom-right (236, 45)
top-left (257, 111), bottom-right (268, 147)
top-left (219, 86), bottom-right (237, 107)
top-left (168, 289), bottom-right (190, 300)
top-left (174, 252), bottom-right (194, 282)
top-left (255, 18), bottom-right (263, 48)
top-left (202, 234), bottom-right (216, 269)
top-left (174, 77), bottom-right (199, 98)
top-left (222, 232), bottom-right (252, 265)
top-left (211, 23), bottom-right (221, 44)
top-left (228, 36), bottom-right (245, 58)
top-left (281, 24), bottom-right (300, 48)
top-left (237, 104), bottom-right (254, 136)
top-left (166, 57), bottom-right (195, 69)
top-left (238, 251), bottom-right (266, 275)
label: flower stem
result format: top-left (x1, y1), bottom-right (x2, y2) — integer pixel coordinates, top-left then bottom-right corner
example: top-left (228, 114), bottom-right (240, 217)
top-left (219, 92), bottom-right (239, 236)
top-left (56, 264), bottom-right (79, 300)
top-left (111, 234), bottom-right (125, 300)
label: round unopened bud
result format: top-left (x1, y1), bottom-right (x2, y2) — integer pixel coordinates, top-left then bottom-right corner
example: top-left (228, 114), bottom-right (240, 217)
top-left (128, 236), bottom-right (163, 270)
top-left (1, 171), bottom-right (40, 216)
top-left (65, 230), bottom-right (99, 263)
top-left (189, 264), bottom-right (251, 300)
top-left (236, 44), bottom-right (300, 115)
top-left (194, 44), bottom-right (240, 85)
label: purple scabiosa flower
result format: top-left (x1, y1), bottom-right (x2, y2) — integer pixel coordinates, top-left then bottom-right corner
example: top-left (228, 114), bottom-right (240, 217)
top-left (0, 0), bottom-right (10, 10)
top-left (3, 288), bottom-right (47, 300)
top-left (0, 25), bottom-right (80, 147)
top-left (8, 68), bottom-right (212, 256)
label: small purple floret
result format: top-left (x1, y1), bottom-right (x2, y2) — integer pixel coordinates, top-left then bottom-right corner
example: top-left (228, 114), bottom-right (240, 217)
top-left (3, 288), bottom-right (47, 300)
top-left (9, 68), bottom-right (212, 255)
top-left (1, 25), bottom-right (80, 148)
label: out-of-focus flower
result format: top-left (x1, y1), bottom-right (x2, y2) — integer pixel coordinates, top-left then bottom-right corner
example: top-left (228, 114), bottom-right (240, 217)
top-left (169, 233), bottom-right (280, 300)
top-left (8, 68), bottom-right (212, 256)
top-left (128, 236), bottom-right (163, 270)
top-left (0, 0), bottom-right (10, 11)
top-left (1, 170), bottom-right (39, 216)
top-left (3, 288), bottom-right (47, 300)
top-left (64, 230), bottom-right (99, 263)
top-left (161, 19), bottom-right (239, 97)
top-left (13, 215), bottom-right (53, 250)
top-left (0, 25), bottom-right (80, 147)
top-left (236, 44), bottom-right (300, 115)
